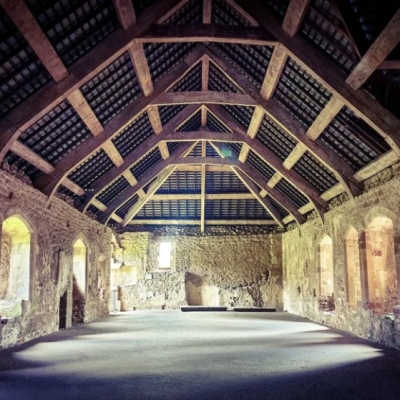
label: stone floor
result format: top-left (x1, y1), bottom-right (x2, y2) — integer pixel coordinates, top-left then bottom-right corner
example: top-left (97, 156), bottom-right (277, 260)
top-left (1, 311), bottom-right (400, 400)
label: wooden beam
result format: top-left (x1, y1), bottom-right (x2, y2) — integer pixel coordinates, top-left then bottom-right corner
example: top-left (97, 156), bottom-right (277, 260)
top-left (267, 172), bottom-right (282, 188)
top-left (123, 166), bottom-right (178, 225)
top-left (33, 49), bottom-right (204, 198)
top-left (201, 106), bottom-right (207, 127)
top-left (156, 0), bottom-right (189, 24)
top-left (102, 142), bottom-right (125, 167)
top-left (128, 219), bottom-right (277, 226)
top-left (0, 0), bottom-right (68, 83)
top-left (67, 90), bottom-right (104, 136)
top-left (235, 0), bottom-right (400, 154)
top-left (91, 199), bottom-right (108, 212)
top-left (113, 0), bottom-right (136, 30)
top-left (166, 131), bottom-right (238, 142)
top-left (260, 45), bottom-right (288, 100)
top-left (320, 184), bottom-right (344, 202)
top-left (148, 107), bottom-right (163, 134)
top-left (282, 143), bottom-right (306, 170)
top-left (231, 167), bottom-right (284, 228)
top-left (123, 170), bottom-right (138, 186)
top-left (0, 0), bottom-right (183, 161)
top-left (159, 142), bottom-right (170, 160)
top-left (152, 91), bottom-right (257, 106)
top-left (247, 106), bottom-right (264, 139)
top-left (211, 142), bottom-right (305, 224)
top-left (175, 165), bottom-right (232, 172)
top-left (378, 60), bottom-right (400, 70)
top-left (354, 150), bottom-right (400, 181)
top-left (97, 142), bottom-right (195, 223)
top-left (207, 47), bottom-right (362, 197)
top-left (80, 105), bottom-right (201, 210)
top-left (129, 43), bottom-right (153, 96)
top-left (224, 0), bottom-right (259, 26)
top-left (202, 57), bottom-right (210, 91)
top-left (201, 164), bottom-right (206, 232)
top-left (346, 8), bottom-right (400, 90)
top-left (282, 0), bottom-right (311, 37)
top-left (306, 96), bottom-right (344, 140)
top-left (137, 24), bottom-right (277, 46)
top-left (238, 143), bottom-right (250, 163)
top-left (10, 141), bottom-right (84, 196)
top-left (203, 0), bottom-right (212, 24)
top-left (209, 104), bottom-right (328, 209)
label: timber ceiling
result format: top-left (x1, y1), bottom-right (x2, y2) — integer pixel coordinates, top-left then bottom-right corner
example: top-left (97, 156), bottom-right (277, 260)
top-left (0, 0), bottom-right (400, 231)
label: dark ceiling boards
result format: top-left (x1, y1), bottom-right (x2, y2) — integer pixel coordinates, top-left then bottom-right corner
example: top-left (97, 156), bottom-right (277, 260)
top-left (0, 0), bottom-right (399, 230)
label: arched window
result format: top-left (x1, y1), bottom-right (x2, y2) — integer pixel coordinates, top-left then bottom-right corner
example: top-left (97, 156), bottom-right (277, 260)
top-left (364, 217), bottom-right (398, 314)
top-left (319, 235), bottom-right (335, 311)
top-left (345, 227), bottom-right (362, 308)
top-left (0, 215), bottom-right (32, 302)
top-left (73, 238), bottom-right (87, 323)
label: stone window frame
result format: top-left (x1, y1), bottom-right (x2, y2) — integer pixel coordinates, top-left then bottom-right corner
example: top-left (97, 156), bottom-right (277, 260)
top-left (72, 233), bottom-right (91, 301)
top-left (359, 206), bottom-right (400, 315)
top-left (0, 209), bottom-right (38, 317)
top-left (153, 237), bottom-right (176, 273)
top-left (344, 226), bottom-right (362, 310)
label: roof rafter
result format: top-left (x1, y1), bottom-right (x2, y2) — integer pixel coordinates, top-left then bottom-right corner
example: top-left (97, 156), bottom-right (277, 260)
top-left (205, 46), bottom-right (362, 199)
top-left (345, 8), bottom-right (400, 90)
top-left (33, 48), bottom-right (205, 199)
top-left (80, 105), bottom-right (201, 211)
top-left (0, 0), bottom-right (69, 83)
top-left (0, 0), bottom-right (183, 161)
top-left (234, 0), bottom-right (400, 154)
top-left (282, 0), bottom-right (311, 37)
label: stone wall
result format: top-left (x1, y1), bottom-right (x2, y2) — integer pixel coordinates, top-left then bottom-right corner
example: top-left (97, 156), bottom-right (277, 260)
top-left (282, 165), bottom-right (400, 350)
top-left (112, 231), bottom-right (283, 310)
top-left (0, 169), bottom-right (113, 348)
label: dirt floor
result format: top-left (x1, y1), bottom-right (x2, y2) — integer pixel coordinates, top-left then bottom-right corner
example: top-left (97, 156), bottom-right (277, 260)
top-left (1, 311), bottom-right (400, 400)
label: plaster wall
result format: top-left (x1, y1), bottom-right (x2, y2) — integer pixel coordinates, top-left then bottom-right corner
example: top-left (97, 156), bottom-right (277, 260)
top-left (112, 231), bottom-right (283, 310)
top-left (0, 169), bottom-right (113, 348)
top-left (282, 166), bottom-right (400, 350)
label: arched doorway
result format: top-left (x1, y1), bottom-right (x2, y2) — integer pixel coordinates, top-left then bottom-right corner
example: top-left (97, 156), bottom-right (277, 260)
top-left (345, 227), bottom-right (362, 308)
top-left (318, 235), bottom-right (335, 312)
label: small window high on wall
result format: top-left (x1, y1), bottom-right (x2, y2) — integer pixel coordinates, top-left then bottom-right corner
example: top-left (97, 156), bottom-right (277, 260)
top-left (345, 227), bottom-right (362, 308)
top-left (364, 217), bottom-right (398, 314)
top-left (0, 215), bottom-right (32, 302)
top-left (158, 242), bottom-right (172, 271)
top-left (319, 235), bottom-right (335, 312)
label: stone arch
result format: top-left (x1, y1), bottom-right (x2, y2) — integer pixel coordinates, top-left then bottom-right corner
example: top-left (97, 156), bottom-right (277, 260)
top-left (318, 234), bottom-right (335, 312)
top-left (344, 226), bottom-right (362, 308)
top-left (0, 213), bottom-right (37, 316)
